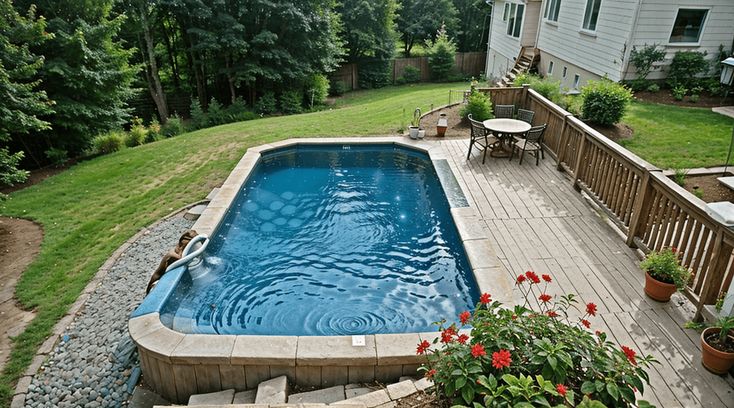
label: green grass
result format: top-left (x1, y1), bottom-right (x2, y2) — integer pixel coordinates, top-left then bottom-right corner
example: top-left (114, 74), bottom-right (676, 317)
top-left (0, 82), bottom-right (462, 407)
top-left (618, 101), bottom-right (734, 169)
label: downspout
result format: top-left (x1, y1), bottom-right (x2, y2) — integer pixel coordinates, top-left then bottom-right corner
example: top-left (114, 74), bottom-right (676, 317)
top-left (621, 0), bottom-right (643, 82)
top-left (485, 0), bottom-right (495, 79)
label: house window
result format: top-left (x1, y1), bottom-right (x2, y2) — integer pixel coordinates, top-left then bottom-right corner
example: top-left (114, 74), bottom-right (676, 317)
top-left (548, 61), bottom-right (554, 74)
top-left (669, 9), bottom-right (708, 43)
top-left (506, 3), bottom-right (525, 38)
top-left (573, 74), bottom-right (581, 89)
top-left (544, 0), bottom-right (561, 22)
top-left (582, 0), bottom-right (602, 31)
top-left (562, 66), bottom-right (567, 78)
top-left (503, 3), bottom-right (509, 21)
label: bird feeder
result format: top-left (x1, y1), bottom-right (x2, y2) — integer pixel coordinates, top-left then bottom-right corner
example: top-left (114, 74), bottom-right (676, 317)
top-left (437, 113), bottom-right (448, 137)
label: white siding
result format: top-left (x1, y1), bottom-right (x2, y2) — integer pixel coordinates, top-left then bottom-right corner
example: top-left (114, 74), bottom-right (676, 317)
top-left (624, 0), bottom-right (734, 80)
top-left (485, 0), bottom-right (542, 80)
top-left (537, 0), bottom-right (639, 82)
top-left (521, 3), bottom-right (542, 47)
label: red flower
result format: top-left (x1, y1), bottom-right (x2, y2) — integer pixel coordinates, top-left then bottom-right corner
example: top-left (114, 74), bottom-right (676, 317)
top-left (581, 319), bottom-right (591, 328)
top-left (457, 334), bottom-right (469, 344)
top-left (671, 246), bottom-right (678, 253)
top-left (542, 274), bottom-right (552, 282)
top-left (459, 311), bottom-right (471, 325)
top-left (441, 327), bottom-right (456, 343)
top-left (491, 349), bottom-right (511, 369)
top-left (546, 310), bottom-right (559, 318)
top-left (525, 271), bottom-right (541, 284)
top-left (621, 345), bottom-right (637, 365)
top-left (480, 293), bottom-right (492, 304)
top-left (416, 340), bottom-right (430, 355)
top-left (586, 302), bottom-right (598, 316)
top-left (471, 344), bottom-right (487, 358)
top-left (516, 275), bottom-right (527, 284)
top-left (539, 293), bottom-right (552, 303)
top-left (556, 384), bottom-right (567, 397)
top-left (425, 369), bottom-right (436, 379)
top-left (511, 314), bottom-right (517, 320)
top-left (595, 330), bottom-right (603, 337)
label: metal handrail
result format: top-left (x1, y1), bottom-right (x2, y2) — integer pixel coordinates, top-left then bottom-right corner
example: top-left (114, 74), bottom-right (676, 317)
top-left (165, 234), bottom-right (210, 272)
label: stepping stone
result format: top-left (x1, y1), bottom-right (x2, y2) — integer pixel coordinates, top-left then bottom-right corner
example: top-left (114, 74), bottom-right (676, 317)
top-left (386, 380), bottom-right (417, 400)
top-left (188, 389), bottom-right (235, 405)
top-left (233, 389), bottom-right (257, 404)
top-left (413, 378), bottom-right (434, 392)
top-left (184, 204), bottom-right (208, 221)
top-left (255, 376), bottom-right (290, 404)
top-left (130, 387), bottom-right (170, 408)
top-left (289, 385), bottom-right (345, 404)
top-left (332, 389), bottom-right (390, 408)
top-left (345, 387), bottom-right (372, 399)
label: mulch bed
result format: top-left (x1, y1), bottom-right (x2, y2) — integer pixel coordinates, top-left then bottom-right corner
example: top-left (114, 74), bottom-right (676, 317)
top-left (633, 90), bottom-right (734, 108)
top-left (678, 174), bottom-right (734, 203)
top-left (419, 104), bottom-right (470, 139)
top-left (590, 123), bottom-right (634, 142)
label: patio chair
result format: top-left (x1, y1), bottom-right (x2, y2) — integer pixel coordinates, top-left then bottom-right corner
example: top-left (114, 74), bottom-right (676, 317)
top-left (517, 109), bottom-right (535, 124)
top-left (467, 114), bottom-right (497, 164)
top-left (511, 124), bottom-right (547, 165)
top-left (494, 104), bottom-right (515, 119)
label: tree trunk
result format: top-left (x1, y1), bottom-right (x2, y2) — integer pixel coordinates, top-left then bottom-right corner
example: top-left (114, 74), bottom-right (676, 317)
top-left (140, 3), bottom-right (169, 123)
top-left (160, 17), bottom-right (181, 90)
top-left (226, 55), bottom-right (236, 104)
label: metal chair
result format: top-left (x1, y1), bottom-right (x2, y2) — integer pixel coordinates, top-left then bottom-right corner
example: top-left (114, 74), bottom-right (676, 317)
top-left (467, 114), bottom-right (496, 164)
top-left (510, 124), bottom-right (547, 165)
top-left (517, 109), bottom-right (535, 124)
top-left (494, 104), bottom-right (515, 119)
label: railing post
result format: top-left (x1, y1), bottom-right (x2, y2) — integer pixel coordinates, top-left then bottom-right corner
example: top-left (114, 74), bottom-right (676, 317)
top-left (521, 84), bottom-right (529, 109)
top-left (555, 115), bottom-right (570, 171)
top-left (626, 171), bottom-right (654, 247)
top-left (694, 227), bottom-right (731, 321)
top-left (572, 133), bottom-right (588, 190)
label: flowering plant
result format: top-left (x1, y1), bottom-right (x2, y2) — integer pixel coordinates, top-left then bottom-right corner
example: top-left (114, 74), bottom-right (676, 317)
top-left (418, 271), bottom-right (657, 407)
top-left (640, 247), bottom-right (690, 289)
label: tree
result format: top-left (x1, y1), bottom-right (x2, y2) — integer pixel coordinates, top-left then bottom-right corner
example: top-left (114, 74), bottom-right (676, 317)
top-left (451, 0), bottom-right (491, 52)
top-left (0, 0), bottom-right (52, 182)
top-left (396, 0), bottom-right (458, 57)
top-left (337, 0), bottom-right (397, 61)
top-left (427, 24), bottom-right (457, 81)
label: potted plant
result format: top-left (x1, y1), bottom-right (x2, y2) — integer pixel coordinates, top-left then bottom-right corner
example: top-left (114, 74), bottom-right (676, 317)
top-left (701, 316), bottom-right (734, 374)
top-left (409, 108), bottom-right (422, 139)
top-left (640, 247), bottom-right (690, 302)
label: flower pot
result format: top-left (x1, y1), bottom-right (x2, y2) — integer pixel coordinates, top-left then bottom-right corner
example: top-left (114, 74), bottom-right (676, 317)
top-left (409, 126), bottom-right (419, 139)
top-left (643, 271), bottom-right (677, 302)
top-left (701, 327), bottom-right (734, 374)
top-left (437, 114), bottom-right (448, 137)
top-left (417, 129), bottom-right (425, 139)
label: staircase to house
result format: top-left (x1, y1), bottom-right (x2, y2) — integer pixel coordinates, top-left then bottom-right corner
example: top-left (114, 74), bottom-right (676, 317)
top-left (495, 47), bottom-right (539, 87)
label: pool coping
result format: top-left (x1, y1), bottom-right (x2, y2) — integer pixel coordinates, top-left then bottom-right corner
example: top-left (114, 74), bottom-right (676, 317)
top-left (128, 136), bottom-right (513, 402)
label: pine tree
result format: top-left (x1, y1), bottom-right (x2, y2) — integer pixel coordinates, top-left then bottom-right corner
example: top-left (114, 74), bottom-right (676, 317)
top-left (427, 24), bottom-right (457, 81)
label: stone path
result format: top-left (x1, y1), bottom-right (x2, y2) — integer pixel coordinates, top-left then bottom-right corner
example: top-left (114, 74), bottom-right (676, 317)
top-left (23, 215), bottom-right (193, 408)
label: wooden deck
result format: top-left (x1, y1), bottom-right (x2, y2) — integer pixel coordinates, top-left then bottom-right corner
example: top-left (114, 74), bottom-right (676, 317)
top-left (442, 138), bottom-right (734, 407)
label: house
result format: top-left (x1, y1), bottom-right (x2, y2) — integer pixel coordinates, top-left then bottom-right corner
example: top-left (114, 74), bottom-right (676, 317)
top-left (485, 0), bottom-right (734, 89)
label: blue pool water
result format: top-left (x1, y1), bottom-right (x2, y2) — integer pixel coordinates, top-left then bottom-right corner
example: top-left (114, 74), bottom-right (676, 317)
top-left (161, 145), bottom-right (479, 335)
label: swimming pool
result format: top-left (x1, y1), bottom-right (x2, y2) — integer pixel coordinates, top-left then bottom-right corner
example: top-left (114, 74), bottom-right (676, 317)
top-left (161, 144), bottom-right (479, 336)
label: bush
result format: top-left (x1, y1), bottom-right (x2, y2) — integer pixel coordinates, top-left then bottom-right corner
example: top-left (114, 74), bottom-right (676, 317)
top-left (329, 80), bottom-right (348, 96)
top-left (671, 85), bottom-right (687, 101)
top-left (646, 83), bottom-right (660, 93)
top-left (92, 132), bottom-right (125, 155)
top-left (426, 24), bottom-right (457, 81)
top-left (146, 119), bottom-right (162, 143)
top-left (279, 90), bottom-right (303, 114)
top-left (513, 73), bottom-right (561, 104)
top-left (689, 94), bottom-right (700, 103)
top-left (460, 90), bottom-right (493, 121)
top-left (161, 115), bottom-right (186, 138)
top-left (629, 44), bottom-right (666, 83)
top-left (640, 247), bottom-right (690, 289)
top-left (125, 124), bottom-right (147, 147)
top-left (44, 147), bottom-right (68, 166)
top-left (207, 98), bottom-right (226, 126)
top-left (420, 272), bottom-right (656, 407)
top-left (402, 66), bottom-right (421, 83)
top-left (0, 148), bottom-right (29, 188)
top-left (304, 74), bottom-right (330, 107)
top-left (358, 59), bottom-right (391, 89)
top-left (580, 79), bottom-right (633, 126)
top-left (560, 95), bottom-right (582, 116)
top-left (255, 92), bottom-right (277, 114)
top-left (668, 51), bottom-right (709, 88)
top-left (224, 97), bottom-right (257, 122)
top-left (190, 99), bottom-right (209, 129)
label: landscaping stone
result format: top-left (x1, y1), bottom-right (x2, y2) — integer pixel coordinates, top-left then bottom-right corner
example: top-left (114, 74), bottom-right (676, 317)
top-left (386, 380), bottom-right (416, 400)
top-left (188, 389), bottom-right (235, 405)
top-left (255, 376), bottom-right (289, 404)
top-left (288, 385), bottom-right (345, 404)
top-left (184, 204), bottom-right (208, 221)
top-left (23, 215), bottom-right (194, 408)
top-left (332, 389), bottom-right (390, 408)
top-left (233, 390), bottom-right (257, 404)
top-left (345, 387), bottom-right (372, 399)
top-left (413, 378), bottom-right (434, 392)
top-left (129, 387), bottom-right (169, 408)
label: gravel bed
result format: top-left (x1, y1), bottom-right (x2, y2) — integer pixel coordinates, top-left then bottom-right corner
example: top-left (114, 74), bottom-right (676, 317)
top-left (24, 215), bottom-right (194, 408)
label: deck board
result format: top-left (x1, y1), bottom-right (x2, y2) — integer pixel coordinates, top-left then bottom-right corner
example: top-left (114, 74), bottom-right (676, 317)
top-left (436, 138), bottom-right (734, 407)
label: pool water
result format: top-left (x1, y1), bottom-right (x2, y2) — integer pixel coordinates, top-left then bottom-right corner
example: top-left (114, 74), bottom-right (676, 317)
top-left (161, 145), bottom-right (479, 335)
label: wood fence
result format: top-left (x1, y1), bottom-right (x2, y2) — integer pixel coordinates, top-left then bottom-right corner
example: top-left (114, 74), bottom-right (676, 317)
top-left (479, 86), bottom-right (734, 319)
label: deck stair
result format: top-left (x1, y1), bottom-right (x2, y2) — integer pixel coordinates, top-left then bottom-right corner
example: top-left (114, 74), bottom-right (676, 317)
top-left (496, 47), bottom-right (539, 87)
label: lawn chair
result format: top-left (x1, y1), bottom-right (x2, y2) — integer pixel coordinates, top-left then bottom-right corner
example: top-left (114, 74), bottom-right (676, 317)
top-left (467, 114), bottom-right (496, 164)
top-left (494, 104), bottom-right (515, 119)
top-left (517, 109), bottom-right (535, 124)
top-left (511, 124), bottom-right (547, 165)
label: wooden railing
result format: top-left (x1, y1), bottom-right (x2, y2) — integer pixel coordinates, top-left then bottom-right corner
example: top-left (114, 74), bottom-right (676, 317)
top-left (479, 85), bottom-right (734, 319)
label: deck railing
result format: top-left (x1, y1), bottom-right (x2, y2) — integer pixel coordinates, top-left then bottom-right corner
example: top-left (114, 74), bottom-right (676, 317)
top-left (477, 85), bottom-right (734, 319)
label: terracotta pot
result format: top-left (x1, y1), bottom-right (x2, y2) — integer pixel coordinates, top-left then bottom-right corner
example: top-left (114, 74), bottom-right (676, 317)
top-left (701, 327), bottom-right (734, 374)
top-left (643, 271), bottom-right (677, 302)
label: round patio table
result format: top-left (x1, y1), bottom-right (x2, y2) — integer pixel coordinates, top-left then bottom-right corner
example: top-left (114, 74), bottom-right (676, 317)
top-left (483, 118), bottom-right (531, 158)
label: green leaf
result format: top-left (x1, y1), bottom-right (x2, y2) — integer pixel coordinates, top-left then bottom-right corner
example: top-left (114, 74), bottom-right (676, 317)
top-left (581, 381), bottom-right (596, 394)
top-left (619, 385), bottom-right (635, 403)
top-left (461, 385), bottom-right (475, 404)
top-left (637, 400), bottom-right (656, 408)
top-left (547, 355), bottom-right (557, 370)
top-left (452, 369), bottom-right (464, 376)
top-left (455, 376), bottom-right (467, 390)
top-left (606, 383), bottom-right (620, 401)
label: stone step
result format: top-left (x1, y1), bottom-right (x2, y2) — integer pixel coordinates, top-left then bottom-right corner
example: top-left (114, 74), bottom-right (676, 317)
top-left (332, 389), bottom-right (391, 408)
top-left (288, 385), bottom-right (345, 404)
top-left (188, 389), bottom-right (235, 405)
top-left (130, 387), bottom-right (169, 408)
top-left (345, 387), bottom-right (373, 399)
top-left (255, 376), bottom-right (289, 404)
top-left (234, 390), bottom-right (257, 404)
top-left (184, 204), bottom-right (208, 221)
top-left (385, 380), bottom-right (417, 400)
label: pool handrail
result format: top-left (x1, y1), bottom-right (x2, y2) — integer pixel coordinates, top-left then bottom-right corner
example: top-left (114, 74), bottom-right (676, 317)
top-left (165, 234), bottom-right (209, 272)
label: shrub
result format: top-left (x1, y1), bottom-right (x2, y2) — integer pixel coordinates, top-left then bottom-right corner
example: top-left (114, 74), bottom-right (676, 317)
top-left (190, 98), bottom-right (209, 129)
top-left (689, 94), bottom-right (700, 103)
top-left (0, 148), bottom-right (29, 188)
top-left (580, 79), bottom-right (633, 126)
top-left (44, 147), bottom-right (68, 166)
top-left (358, 59), bottom-right (391, 89)
top-left (673, 168), bottom-right (687, 186)
top-left (125, 124), bottom-right (147, 147)
top-left (206, 98), bottom-right (227, 126)
top-left (255, 92), bottom-right (277, 114)
top-left (279, 89), bottom-right (303, 114)
top-left (629, 44), bottom-right (666, 83)
top-left (420, 272), bottom-right (656, 407)
top-left (426, 24), bottom-right (457, 82)
top-left (671, 85), bottom-right (687, 101)
top-left (304, 74), bottom-right (330, 107)
top-left (161, 114), bottom-right (186, 138)
top-left (513, 73), bottom-right (561, 104)
top-left (646, 83), bottom-right (660, 93)
top-left (330, 80), bottom-right (348, 96)
top-left (459, 90), bottom-right (493, 121)
top-left (146, 119), bottom-right (162, 143)
top-left (224, 98), bottom-right (257, 122)
top-left (402, 66), bottom-right (421, 83)
top-left (560, 95), bottom-right (582, 116)
top-left (668, 51), bottom-right (708, 88)
top-left (92, 132), bottom-right (125, 155)
top-left (640, 247), bottom-right (690, 289)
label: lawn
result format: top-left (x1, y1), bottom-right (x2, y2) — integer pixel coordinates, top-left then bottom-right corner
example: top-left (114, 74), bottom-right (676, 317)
top-left (0, 82), bottom-right (463, 406)
top-left (618, 101), bottom-right (734, 169)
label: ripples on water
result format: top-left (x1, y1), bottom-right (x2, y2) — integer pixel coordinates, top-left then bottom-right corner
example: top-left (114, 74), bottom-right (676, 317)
top-left (161, 145), bottom-right (479, 335)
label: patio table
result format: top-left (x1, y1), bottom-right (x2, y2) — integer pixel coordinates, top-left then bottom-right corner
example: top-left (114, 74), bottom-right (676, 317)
top-left (483, 118), bottom-right (531, 158)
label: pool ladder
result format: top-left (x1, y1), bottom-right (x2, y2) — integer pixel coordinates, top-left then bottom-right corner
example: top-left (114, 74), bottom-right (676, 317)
top-left (165, 234), bottom-right (210, 273)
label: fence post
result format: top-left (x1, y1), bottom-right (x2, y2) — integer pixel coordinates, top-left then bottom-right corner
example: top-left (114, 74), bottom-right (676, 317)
top-left (625, 171), bottom-right (654, 247)
top-left (572, 133), bottom-right (588, 190)
top-left (555, 115), bottom-right (570, 171)
top-left (694, 228), bottom-right (731, 321)
top-left (521, 85), bottom-right (529, 109)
